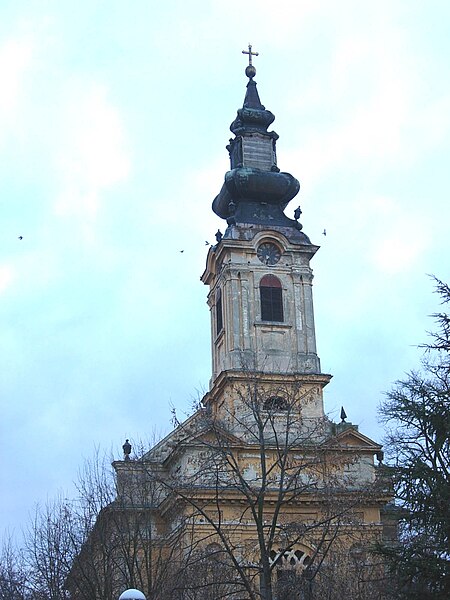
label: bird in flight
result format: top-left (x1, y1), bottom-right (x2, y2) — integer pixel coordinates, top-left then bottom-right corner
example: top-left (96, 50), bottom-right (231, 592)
top-left (322, 229), bottom-right (327, 236)
top-left (18, 236), bottom-right (23, 240)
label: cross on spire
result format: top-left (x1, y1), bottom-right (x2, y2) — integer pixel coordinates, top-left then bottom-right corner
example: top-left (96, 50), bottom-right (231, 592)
top-left (242, 43), bottom-right (259, 66)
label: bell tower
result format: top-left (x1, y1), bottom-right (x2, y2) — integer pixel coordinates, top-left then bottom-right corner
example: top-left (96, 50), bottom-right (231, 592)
top-left (201, 50), bottom-right (330, 415)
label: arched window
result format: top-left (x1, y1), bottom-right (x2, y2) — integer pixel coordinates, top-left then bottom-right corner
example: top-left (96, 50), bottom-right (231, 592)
top-left (269, 548), bottom-right (312, 569)
top-left (216, 287), bottom-right (223, 335)
top-left (260, 275), bottom-right (283, 322)
top-left (205, 542), bottom-right (223, 560)
top-left (263, 396), bottom-right (288, 411)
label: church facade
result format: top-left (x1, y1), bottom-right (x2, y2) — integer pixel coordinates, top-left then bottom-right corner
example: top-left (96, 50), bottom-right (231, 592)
top-left (105, 57), bottom-right (393, 600)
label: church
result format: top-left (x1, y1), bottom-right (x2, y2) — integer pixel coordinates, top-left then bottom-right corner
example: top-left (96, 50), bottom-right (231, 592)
top-left (73, 50), bottom-right (394, 600)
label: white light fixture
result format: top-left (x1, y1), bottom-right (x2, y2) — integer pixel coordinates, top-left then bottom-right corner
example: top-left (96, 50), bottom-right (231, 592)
top-left (119, 589), bottom-right (146, 600)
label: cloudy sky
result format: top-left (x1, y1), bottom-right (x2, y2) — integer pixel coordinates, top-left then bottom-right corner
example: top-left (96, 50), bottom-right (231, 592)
top-left (1, 0), bottom-right (449, 537)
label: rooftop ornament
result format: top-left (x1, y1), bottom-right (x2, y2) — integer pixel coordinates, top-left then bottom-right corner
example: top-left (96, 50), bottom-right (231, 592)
top-left (242, 43), bottom-right (259, 79)
top-left (122, 439), bottom-right (132, 461)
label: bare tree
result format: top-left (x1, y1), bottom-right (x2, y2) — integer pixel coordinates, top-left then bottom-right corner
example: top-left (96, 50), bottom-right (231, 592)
top-left (273, 544), bottom-right (391, 600)
top-left (0, 533), bottom-right (29, 600)
top-left (24, 497), bottom-right (76, 600)
top-left (9, 442), bottom-right (176, 600)
top-left (4, 374), bottom-right (390, 600)
top-left (65, 448), bottom-right (178, 600)
top-left (126, 370), bottom-right (390, 600)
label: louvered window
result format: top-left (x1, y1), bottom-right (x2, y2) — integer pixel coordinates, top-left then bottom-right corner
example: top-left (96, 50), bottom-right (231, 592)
top-left (263, 396), bottom-right (287, 411)
top-left (260, 275), bottom-right (283, 322)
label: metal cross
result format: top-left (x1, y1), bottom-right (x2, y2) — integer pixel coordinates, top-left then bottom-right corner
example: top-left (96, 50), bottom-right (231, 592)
top-left (242, 44), bottom-right (259, 66)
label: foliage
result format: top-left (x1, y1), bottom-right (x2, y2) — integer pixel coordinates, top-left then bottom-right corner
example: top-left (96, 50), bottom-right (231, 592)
top-left (378, 277), bottom-right (450, 599)
top-left (0, 444), bottom-right (173, 600)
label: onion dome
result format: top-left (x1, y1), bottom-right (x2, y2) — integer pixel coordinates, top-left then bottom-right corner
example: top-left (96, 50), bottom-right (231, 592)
top-left (212, 50), bottom-right (308, 241)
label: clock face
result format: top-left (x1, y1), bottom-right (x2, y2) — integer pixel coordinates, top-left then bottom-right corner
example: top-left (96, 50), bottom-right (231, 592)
top-left (257, 242), bottom-right (282, 266)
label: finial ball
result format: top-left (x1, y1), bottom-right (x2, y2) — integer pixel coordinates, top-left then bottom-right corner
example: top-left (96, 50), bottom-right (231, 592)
top-left (245, 65), bottom-right (256, 79)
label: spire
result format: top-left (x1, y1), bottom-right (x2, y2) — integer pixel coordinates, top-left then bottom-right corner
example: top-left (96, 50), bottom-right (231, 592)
top-left (212, 47), bottom-right (307, 240)
top-left (241, 44), bottom-right (263, 109)
top-left (230, 45), bottom-right (275, 138)
top-left (243, 77), bottom-right (263, 110)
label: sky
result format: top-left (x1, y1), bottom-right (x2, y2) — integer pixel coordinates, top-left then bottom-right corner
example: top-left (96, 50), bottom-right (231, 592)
top-left (1, 0), bottom-right (449, 538)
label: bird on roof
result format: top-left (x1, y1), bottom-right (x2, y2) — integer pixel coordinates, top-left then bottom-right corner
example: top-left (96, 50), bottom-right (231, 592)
top-left (294, 206), bottom-right (302, 221)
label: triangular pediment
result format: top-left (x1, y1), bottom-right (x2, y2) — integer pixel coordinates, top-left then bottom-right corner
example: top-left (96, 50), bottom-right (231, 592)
top-left (142, 411), bottom-right (244, 467)
top-left (323, 426), bottom-right (382, 452)
top-left (187, 425), bottom-right (243, 447)
top-left (141, 411), bottom-right (204, 462)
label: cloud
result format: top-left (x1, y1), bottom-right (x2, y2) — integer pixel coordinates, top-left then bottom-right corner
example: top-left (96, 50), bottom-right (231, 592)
top-left (0, 265), bottom-right (14, 294)
top-left (54, 82), bottom-right (131, 223)
top-left (411, 92), bottom-right (450, 151)
top-left (366, 196), bottom-right (428, 274)
top-left (0, 34), bottom-right (34, 134)
top-left (281, 14), bottom-right (450, 188)
top-left (372, 233), bottom-right (425, 275)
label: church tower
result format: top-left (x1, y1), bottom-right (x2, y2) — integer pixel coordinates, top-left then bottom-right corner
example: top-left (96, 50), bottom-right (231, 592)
top-left (106, 50), bottom-right (392, 600)
top-left (201, 51), bottom-right (330, 423)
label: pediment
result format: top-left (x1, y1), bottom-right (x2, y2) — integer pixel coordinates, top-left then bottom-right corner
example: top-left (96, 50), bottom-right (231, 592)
top-left (142, 412), bottom-right (243, 466)
top-left (141, 411), bottom-right (203, 462)
top-left (188, 425), bottom-right (243, 447)
top-left (323, 426), bottom-right (382, 452)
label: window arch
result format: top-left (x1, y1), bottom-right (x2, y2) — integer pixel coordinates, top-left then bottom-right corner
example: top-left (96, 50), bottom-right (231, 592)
top-left (269, 548), bottom-right (312, 570)
top-left (260, 275), bottom-right (283, 322)
top-left (263, 396), bottom-right (288, 411)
